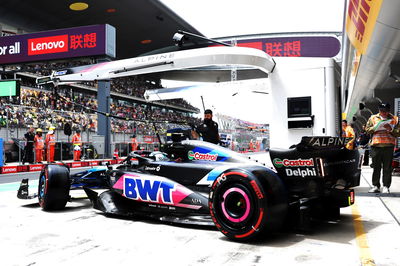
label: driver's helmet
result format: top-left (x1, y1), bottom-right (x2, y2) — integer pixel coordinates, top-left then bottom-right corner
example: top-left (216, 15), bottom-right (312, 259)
top-left (149, 151), bottom-right (168, 161)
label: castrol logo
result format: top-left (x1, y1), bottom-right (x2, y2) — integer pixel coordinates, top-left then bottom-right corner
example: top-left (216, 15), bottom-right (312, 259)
top-left (188, 151), bottom-right (218, 161)
top-left (273, 158), bottom-right (314, 168)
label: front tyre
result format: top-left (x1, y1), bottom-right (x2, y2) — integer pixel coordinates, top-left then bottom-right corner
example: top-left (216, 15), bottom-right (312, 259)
top-left (209, 170), bottom-right (287, 241)
top-left (38, 164), bottom-right (70, 211)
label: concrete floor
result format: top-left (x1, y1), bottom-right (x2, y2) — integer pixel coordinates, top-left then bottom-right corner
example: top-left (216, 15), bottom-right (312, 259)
top-left (0, 156), bottom-right (399, 266)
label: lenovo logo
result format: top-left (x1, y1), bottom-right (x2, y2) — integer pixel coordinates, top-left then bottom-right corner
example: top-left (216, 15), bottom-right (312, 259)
top-left (28, 35), bottom-right (68, 55)
top-left (72, 162), bottom-right (81, 168)
top-left (2, 166), bottom-right (17, 173)
top-left (29, 165), bottom-right (44, 171)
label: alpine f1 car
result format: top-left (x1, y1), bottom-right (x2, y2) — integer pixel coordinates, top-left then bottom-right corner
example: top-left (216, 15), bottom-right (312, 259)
top-left (18, 137), bottom-right (361, 241)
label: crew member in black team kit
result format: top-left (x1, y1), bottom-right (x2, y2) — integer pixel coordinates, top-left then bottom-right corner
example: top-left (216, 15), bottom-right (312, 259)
top-left (193, 109), bottom-right (220, 144)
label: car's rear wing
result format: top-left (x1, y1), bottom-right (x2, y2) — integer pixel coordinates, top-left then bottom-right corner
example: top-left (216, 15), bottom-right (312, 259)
top-left (297, 136), bottom-right (351, 150)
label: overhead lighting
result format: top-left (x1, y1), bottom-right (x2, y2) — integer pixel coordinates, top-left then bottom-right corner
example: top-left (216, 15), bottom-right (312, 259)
top-left (141, 39), bottom-right (152, 44)
top-left (69, 2), bottom-right (89, 11)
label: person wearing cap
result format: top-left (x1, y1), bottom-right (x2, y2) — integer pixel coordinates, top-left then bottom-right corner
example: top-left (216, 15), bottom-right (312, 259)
top-left (22, 127), bottom-right (35, 164)
top-left (45, 126), bottom-right (56, 163)
top-left (365, 103), bottom-right (400, 193)
top-left (34, 128), bottom-right (44, 163)
top-left (342, 120), bottom-right (355, 150)
top-left (192, 109), bottom-right (220, 144)
top-left (72, 129), bottom-right (82, 161)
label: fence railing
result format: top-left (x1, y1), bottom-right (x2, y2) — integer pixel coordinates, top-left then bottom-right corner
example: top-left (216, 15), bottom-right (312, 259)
top-left (2, 139), bottom-right (161, 165)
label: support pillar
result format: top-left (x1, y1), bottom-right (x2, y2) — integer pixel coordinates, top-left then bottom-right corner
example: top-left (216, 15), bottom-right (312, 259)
top-left (97, 80), bottom-right (111, 158)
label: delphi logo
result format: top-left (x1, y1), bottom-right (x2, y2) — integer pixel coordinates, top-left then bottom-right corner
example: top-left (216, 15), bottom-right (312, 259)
top-left (28, 35), bottom-right (69, 55)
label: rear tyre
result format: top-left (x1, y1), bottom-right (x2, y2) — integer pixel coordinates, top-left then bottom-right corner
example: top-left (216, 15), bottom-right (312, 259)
top-left (209, 170), bottom-right (287, 241)
top-left (38, 164), bottom-right (70, 211)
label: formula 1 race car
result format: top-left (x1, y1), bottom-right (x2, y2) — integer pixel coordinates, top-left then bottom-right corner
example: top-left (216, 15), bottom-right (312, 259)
top-left (18, 137), bottom-right (361, 241)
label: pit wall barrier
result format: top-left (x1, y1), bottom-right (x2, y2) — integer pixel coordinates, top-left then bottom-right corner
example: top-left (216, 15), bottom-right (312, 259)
top-left (0, 158), bottom-right (126, 174)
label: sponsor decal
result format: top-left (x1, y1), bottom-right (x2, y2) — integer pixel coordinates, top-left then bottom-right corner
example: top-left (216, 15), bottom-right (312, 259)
top-left (191, 198), bottom-right (202, 204)
top-left (273, 158), bottom-right (314, 168)
top-left (29, 165), bottom-right (44, 171)
top-left (266, 40), bottom-right (301, 57)
top-left (188, 150), bottom-right (218, 161)
top-left (144, 165), bottom-right (161, 171)
top-left (89, 161), bottom-right (98, 166)
top-left (285, 168), bottom-right (317, 178)
top-left (346, 0), bottom-right (383, 54)
top-left (250, 180), bottom-right (264, 199)
top-left (309, 137), bottom-right (347, 147)
top-left (124, 176), bottom-right (176, 204)
top-left (0, 42), bottom-right (20, 56)
top-left (1, 166), bottom-right (18, 173)
top-left (325, 159), bottom-right (356, 166)
top-left (131, 53), bottom-right (174, 64)
top-left (28, 35), bottom-right (69, 55)
top-left (55, 70), bottom-right (68, 76)
top-left (72, 162), bottom-right (81, 168)
top-left (0, 25), bottom-right (111, 65)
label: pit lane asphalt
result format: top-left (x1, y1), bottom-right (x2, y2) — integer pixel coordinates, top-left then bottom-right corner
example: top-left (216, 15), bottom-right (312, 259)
top-left (0, 155), bottom-right (399, 266)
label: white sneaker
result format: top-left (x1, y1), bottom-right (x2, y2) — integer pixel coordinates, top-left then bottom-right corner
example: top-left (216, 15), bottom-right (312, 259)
top-left (382, 186), bottom-right (390, 194)
top-left (368, 186), bottom-right (380, 193)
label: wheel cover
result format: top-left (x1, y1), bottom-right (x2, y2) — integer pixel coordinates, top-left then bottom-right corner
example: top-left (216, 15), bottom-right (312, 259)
top-left (221, 187), bottom-right (251, 222)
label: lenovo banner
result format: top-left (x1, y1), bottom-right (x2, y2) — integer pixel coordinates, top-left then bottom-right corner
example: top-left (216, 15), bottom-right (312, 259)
top-left (0, 24), bottom-right (115, 64)
top-left (216, 36), bottom-right (341, 58)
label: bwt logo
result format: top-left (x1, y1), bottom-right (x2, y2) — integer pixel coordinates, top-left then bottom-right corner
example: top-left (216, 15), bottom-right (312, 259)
top-left (124, 176), bottom-right (176, 204)
top-left (28, 35), bottom-right (69, 55)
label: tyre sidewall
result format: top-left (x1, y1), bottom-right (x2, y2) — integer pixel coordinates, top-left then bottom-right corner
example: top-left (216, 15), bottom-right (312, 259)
top-left (209, 170), bottom-right (268, 241)
top-left (38, 164), bottom-right (70, 210)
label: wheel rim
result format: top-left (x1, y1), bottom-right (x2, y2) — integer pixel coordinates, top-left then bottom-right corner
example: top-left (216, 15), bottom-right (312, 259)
top-left (39, 171), bottom-right (47, 201)
top-left (214, 182), bottom-right (256, 230)
top-left (221, 187), bottom-right (251, 222)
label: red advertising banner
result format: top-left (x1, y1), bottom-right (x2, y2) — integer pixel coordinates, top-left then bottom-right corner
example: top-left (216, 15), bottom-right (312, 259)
top-left (1, 166), bottom-right (18, 174)
top-left (71, 162), bottom-right (82, 168)
top-left (29, 164), bottom-right (44, 172)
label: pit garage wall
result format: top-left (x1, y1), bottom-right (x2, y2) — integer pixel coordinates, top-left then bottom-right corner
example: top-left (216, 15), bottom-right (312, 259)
top-left (268, 57), bottom-right (339, 149)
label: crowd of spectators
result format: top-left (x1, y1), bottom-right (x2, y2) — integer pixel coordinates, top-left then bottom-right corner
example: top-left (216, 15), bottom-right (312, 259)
top-left (15, 60), bottom-right (199, 112)
top-left (0, 58), bottom-right (203, 139)
top-left (0, 86), bottom-right (201, 137)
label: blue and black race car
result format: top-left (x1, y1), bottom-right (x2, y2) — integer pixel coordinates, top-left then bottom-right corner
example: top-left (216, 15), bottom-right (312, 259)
top-left (18, 137), bottom-right (361, 241)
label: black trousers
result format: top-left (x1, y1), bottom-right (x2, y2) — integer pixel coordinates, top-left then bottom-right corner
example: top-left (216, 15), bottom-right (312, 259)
top-left (23, 146), bottom-right (34, 163)
top-left (362, 149), bottom-right (370, 166)
top-left (370, 146), bottom-right (394, 188)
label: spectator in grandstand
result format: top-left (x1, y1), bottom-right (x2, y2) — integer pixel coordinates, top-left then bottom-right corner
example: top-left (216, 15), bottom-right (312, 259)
top-left (45, 126), bottom-right (56, 163)
top-left (72, 129), bottom-right (82, 161)
top-left (34, 128), bottom-right (44, 163)
top-left (192, 109), bottom-right (220, 144)
top-left (22, 126), bottom-right (35, 164)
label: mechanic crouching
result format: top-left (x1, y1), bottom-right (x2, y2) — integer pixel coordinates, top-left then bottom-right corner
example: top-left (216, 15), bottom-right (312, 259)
top-left (192, 109), bottom-right (220, 145)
